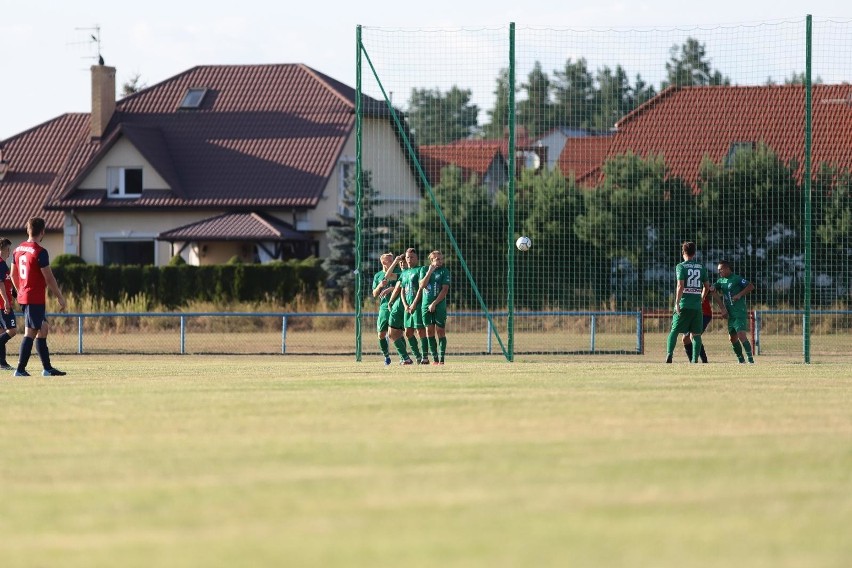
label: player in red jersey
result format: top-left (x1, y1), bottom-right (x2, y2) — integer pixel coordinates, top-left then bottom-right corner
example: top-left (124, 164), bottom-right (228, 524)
top-left (0, 238), bottom-right (18, 370)
top-left (10, 217), bottom-right (67, 377)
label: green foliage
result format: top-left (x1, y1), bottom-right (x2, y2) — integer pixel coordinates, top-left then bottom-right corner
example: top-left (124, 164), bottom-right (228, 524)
top-left (53, 258), bottom-right (325, 310)
top-left (407, 86), bottom-right (479, 144)
top-left (663, 37), bottom-right (730, 88)
top-left (52, 253), bottom-right (86, 268)
top-left (168, 254), bottom-right (187, 266)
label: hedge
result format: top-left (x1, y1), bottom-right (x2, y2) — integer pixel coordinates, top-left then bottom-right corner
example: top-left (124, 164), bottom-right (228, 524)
top-left (52, 257), bottom-right (325, 309)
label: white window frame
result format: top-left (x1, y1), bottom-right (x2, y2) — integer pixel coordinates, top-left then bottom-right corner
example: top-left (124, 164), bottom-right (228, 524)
top-left (106, 166), bottom-right (144, 198)
top-left (338, 157), bottom-right (355, 217)
top-left (96, 232), bottom-right (159, 265)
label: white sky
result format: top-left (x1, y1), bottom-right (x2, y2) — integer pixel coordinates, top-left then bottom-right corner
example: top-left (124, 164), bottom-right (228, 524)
top-left (1, 0), bottom-right (850, 140)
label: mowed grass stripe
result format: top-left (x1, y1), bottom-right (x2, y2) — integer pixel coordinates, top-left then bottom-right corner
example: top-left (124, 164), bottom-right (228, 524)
top-left (1, 357), bottom-right (850, 568)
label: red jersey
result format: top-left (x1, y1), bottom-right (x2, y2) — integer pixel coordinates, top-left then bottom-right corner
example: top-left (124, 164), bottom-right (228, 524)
top-left (13, 241), bottom-right (48, 305)
top-left (0, 260), bottom-right (12, 310)
top-left (701, 295), bottom-right (713, 316)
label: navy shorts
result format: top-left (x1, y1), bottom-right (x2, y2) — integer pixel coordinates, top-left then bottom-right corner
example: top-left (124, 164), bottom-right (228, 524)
top-left (0, 309), bottom-right (16, 331)
top-left (21, 304), bottom-right (47, 330)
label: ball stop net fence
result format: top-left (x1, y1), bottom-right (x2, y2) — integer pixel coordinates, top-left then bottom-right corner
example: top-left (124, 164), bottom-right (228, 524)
top-left (353, 17), bottom-right (852, 363)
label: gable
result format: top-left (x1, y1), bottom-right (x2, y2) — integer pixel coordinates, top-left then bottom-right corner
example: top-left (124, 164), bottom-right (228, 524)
top-left (78, 137), bottom-right (171, 191)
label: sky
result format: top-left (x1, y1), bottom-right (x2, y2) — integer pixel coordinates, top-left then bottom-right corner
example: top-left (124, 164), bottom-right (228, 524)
top-left (1, 0), bottom-right (850, 140)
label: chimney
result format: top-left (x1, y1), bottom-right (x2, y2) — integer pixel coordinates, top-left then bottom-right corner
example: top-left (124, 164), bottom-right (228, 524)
top-left (91, 65), bottom-right (116, 139)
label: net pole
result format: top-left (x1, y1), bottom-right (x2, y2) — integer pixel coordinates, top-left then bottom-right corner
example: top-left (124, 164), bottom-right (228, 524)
top-left (803, 15), bottom-right (812, 364)
top-left (507, 22), bottom-right (516, 362)
top-left (354, 25), bottom-right (364, 362)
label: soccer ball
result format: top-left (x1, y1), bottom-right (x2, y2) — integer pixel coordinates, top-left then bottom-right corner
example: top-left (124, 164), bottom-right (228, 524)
top-left (515, 236), bottom-right (532, 252)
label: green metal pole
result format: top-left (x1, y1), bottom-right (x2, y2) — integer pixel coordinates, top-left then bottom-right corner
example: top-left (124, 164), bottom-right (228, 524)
top-left (803, 15), bottom-right (812, 364)
top-left (507, 23), bottom-right (516, 363)
top-left (355, 25), bottom-right (364, 362)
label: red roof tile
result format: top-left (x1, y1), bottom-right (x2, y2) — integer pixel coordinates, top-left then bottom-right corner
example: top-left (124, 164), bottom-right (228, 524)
top-left (583, 85), bottom-right (852, 187)
top-left (419, 142), bottom-right (504, 185)
top-left (556, 135), bottom-right (614, 180)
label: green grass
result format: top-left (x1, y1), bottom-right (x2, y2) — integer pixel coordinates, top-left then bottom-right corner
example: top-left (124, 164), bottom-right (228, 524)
top-left (1, 357), bottom-right (851, 567)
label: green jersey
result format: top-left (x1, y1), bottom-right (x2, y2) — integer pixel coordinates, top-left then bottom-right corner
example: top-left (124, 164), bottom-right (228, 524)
top-left (372, 267), bottom-right (401, 308)
top-left (714, 274), bottom-right (750, 317)
top-left (398, 266), bottom-right (421, 305)
top-left (675, 260), bottom-right (708, 311)
top-left (421, 265), bottom-right (451, 304)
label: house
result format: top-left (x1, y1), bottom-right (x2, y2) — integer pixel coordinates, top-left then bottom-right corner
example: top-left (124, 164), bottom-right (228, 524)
top-left (536, 127), bottom-right (611, 172)
top-left (555, 134), bottom-right (614, 181)
top-left (419, 132), bottom-right (546, 197)
top-left (578, 85), bottom-right (852, 187)
top-left (0, 64), bottom-right (420, 265)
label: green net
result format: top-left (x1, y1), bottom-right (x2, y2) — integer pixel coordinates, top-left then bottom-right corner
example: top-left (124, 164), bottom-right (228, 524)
top-left (353, 18), bottom-right (852, 363)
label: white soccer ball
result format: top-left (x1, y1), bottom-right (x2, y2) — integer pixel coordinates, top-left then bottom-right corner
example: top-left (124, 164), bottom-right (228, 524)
top-left (515, 236), bottom-right (532, 252)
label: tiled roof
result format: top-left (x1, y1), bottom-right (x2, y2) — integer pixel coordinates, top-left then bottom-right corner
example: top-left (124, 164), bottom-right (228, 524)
top-left (0, 114), bottom-right (90, 231)
top-left (556, 135), bottom-right (614, 180)
top-left (158, 211), bottom-right (310, 241)
top-left (2, 64), bottom-right (385, 216)
top-left (419, 141), bottom-right (504, 185)
top-left (582, 84), bottom-right (852, 187)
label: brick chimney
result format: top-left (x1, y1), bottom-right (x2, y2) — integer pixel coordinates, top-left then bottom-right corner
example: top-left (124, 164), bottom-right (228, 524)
top-left (90, 64), bottom-right (116, 139)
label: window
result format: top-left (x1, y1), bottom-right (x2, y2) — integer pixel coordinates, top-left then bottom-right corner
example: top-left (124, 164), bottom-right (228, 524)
top-left (338, 158), bottom-right (355, 217)
top-left (180, 88), bottom-right (208, 109)
top-left (107, 167), bottom-right (143, 198)
top-left (102, 240), bottom-right (155, 265)
top-left (725, 142), bottom-right (755, 167)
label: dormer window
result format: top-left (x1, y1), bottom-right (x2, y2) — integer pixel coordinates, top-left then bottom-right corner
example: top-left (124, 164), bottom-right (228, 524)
top-left (180, 88), bottom-right (208, 109)
top-left (107, 167), bottom-right (143, 198)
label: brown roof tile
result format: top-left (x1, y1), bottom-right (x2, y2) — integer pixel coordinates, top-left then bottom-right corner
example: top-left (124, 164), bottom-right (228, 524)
top-left (158, 211), bottom-right (309, 241)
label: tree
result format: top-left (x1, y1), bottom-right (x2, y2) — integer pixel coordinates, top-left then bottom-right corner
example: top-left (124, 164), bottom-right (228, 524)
top-left (812, 164), bottom-right (852, 305)
top-left (592, 65), bottom-right (633, 130)
top-left (697, 143), bottom-right (802, 305)
top-left (517, 62), bottom-right (554, 138)
top-left (575, 152), bottom-right (696, 308)
top-left (121, 73), bottom-right (147, 97)
top-left (322, 170), bottom-right (393, 304)
top-left (407, 86), bottom-right (479, 145)
top-left (662, 37), bottom-right (730, 89)
top-left (552, 58), bottom-right (596, 129)
top-left (482, 69), bottom-right (513, 139)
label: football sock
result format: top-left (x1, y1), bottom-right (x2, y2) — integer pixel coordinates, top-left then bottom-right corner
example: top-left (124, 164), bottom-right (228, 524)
top-left (36, 338), bottom-right (53, 370)
top-left (665, 329), bottom-right (678, 358)
top-left (17, 336), bottom-right (34, 371)
top-left (691, 336), bottom-right (703, 363)
top-left (438, 336), bottom-right (447, 362)
top-left (0, 331), bottom-right (9, 364)
top-left (732, 342), bottom-right (744, 361)
top-left (742, 340), bottom-right (753, 358)
top-left (378, 337), bottom-right (389, 357)
top-left (393, 338), bottom-right (409, 361)
top-left (699, 345), bottom-right (708, 363)
top-left (420, 337), bottom-right (429, 359)
top-left (683, 341), bottom-right (693, 361)
top-left (428, 337), bottom-right (438, 360)
top-left (407, 337), bottom-right (422, 360)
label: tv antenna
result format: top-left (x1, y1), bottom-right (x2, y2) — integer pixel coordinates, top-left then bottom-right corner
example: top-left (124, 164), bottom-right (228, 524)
top-left (70, 24), bottom-right (104, 65)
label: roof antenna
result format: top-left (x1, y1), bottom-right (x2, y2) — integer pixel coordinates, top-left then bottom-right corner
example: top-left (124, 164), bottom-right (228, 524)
top-left (70, 24), bottom-right (104, 65)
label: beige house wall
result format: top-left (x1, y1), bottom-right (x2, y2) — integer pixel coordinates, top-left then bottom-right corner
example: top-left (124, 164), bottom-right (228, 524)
top-left (78, 137), bottom-right (171, 191)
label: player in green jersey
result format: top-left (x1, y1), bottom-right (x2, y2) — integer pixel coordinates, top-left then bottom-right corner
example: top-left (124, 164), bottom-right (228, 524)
top-left (386, 254), bottom-right (414, 365)
top-left (666, 241), bottom-right (711, 363)
top-left (372, 252), bottom-right (402, 365)
top-left (399, 248), bottom-right (429, 364)
top-left (713, 260), bottom-right (756, 363)
top-left (419, 250), bottom-right (451, 364)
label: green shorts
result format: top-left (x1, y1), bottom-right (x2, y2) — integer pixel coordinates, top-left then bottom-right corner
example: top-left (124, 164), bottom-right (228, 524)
top-left (422, 301), bottom-right (447, 328)
top-left (404, 304), bottom-right (425, 329)
top-left (670, 308), bottom-right (704, 335)
top-left (389, 300), bottom-right (405, 330)
top-left (376, 306), bottom-right (390, 333)
top-left (726, 312), bottom-right (749, 334)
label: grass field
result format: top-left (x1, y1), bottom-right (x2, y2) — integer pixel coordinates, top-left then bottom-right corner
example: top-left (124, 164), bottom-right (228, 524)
top-left (1, 356), bottom-right (851, 568)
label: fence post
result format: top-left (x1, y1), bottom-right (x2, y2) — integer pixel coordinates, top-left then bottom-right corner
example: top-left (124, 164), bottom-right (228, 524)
top-left (637, 311), bottom-right (644, 355)
top-left (486, 319), bottom-right (493, 354)
top-left (590, 315), bottom-right (597, 353)
top-left (78, 315), bottom-right (84, 354)
top-left (180, 315), bottom-right (186, 355)
top-left (754, 310), bottom-right (761, 355)
top-left (282, 316), bottom-right (288, 354)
